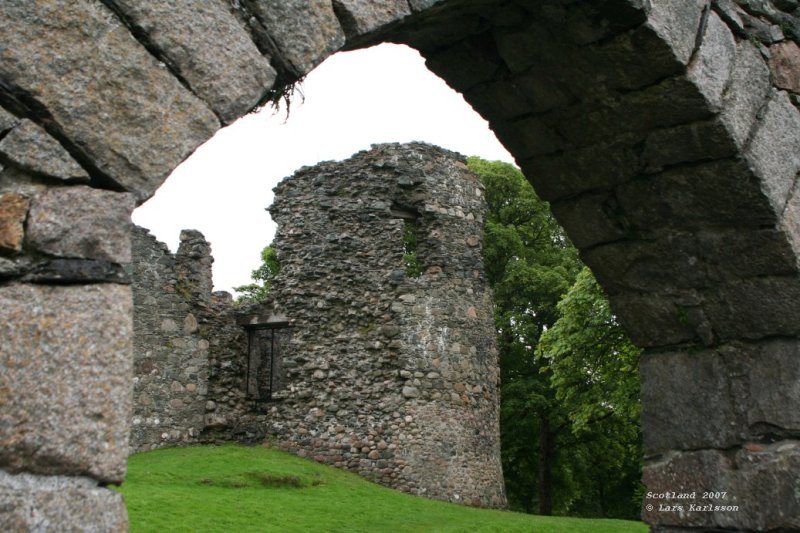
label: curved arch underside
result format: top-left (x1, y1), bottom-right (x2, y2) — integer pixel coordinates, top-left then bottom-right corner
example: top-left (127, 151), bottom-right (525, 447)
top-left (1, 1), bottom-right (800, 530)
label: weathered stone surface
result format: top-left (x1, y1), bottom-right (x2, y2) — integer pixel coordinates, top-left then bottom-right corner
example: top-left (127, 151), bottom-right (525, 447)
top-left (545, 77), bottom-right (713, 148)
top-left (522, 138), bottom-right (641, 201)
top-left (780, 180), bottom-right (800, 256)
top-left (715, 0), bottom-right (749, 34)
top-left (0, 120), bottom-right (90, 183)
top-left (0, 192), bottom-right (28, 252)
top-left (0, 470), bottom-right (128, 533)
top-left (544, 0), bottom-right (649, 46)
top-left (27, 186), bottom-right (134, 263)
top-left (464, 78), bottom-right (536, 122)
top-left (583, 227), bottom-right (797, 294)
top-left (616, 159), bottom-right (776, 233)
top-left (643, 443), bottom-right (800, 531)
top-left (494, 3), bottom-right (679, 93)
top-left (744, 89), bottom-right (800, 212)
top-left (687, 12), bottom-right (737, 110)
top-left (641, 350), bottom-right (738, 452)
top-left (694, 228), bottom-right (798, 281)
top-left (424, 34), bottom-right (505, 94)
top-left (642, 119), bottom-right (737, 173)
top-left (106, 0), bottom-right (276, 124)
top-left (248, 0), bottom-right (345, 76)
top-left (703, 276), bottom-right (800, 340)
top-left (25, 259), bottom-right (130, 285)
top-left (0, 284), bottom-right (133, 483)
top-left (550, 192), bottom-right (629, 248)
top-left (719, 40), bottom-right (772, 148)
top-left (646, 0), bottom-right (706, 65)
top-left (0, 256), bottom-right (30, 280)
top-left (746, 15), bottom-right (785, 42)
top-left (0, 166), bottom-right (49, 197)
top-left (641, 339), bottom-right (800, 452)
top-left (0, 0), bottom-right (219, 200)
top-left (408, 0), bottom-right (444, 10)
top-left (608, 292), bottom-right (700, 348)
top-left (747, 351), bottom-right (800, 436)
top-left (0, 107), bottom-right (19, 132)
top-left (332, 0), bottom-right (410, 38)
top-left (492, 115), bottom-right (569, 159)
top-left (769, 39), bottom-right (800, 92)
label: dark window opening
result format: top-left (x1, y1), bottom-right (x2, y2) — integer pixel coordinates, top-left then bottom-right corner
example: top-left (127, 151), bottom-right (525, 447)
top-left (244, 322), bottom-right (289, 404)
top-left (392, 202), bottom-right (422, 278)
top-left (402, 220), bottom-right (423, 278)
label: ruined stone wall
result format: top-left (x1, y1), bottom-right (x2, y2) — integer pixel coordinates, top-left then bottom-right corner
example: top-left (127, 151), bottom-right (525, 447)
top-left (246, 142), bottom-right (505, 507)
top-left (127, 142), bottom-right (505, 508)
top-left (128, 227), bottom-right (215, 451)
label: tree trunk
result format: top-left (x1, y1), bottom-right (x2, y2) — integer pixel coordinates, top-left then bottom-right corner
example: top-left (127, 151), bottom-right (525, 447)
top-left (538, 415), bottom-right (554, 515)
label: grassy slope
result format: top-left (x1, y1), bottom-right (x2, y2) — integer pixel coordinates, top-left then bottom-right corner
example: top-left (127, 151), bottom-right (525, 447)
top-left (115, 445), bottom-right (647, 533)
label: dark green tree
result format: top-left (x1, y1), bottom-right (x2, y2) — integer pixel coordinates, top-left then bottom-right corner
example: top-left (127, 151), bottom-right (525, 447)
top-left (469, 156), bottom-right (580, 515)
top-left (234, 245), bottom-right (280, 304)
top-left (468, 157), bottom-right (642, 519)
top-left (538, 267), bottom-right (643, 518)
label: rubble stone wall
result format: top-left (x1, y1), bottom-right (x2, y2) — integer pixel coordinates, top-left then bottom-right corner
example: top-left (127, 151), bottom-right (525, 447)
top-left (250, 142), bottom-right (505, 507)
top-left (128, 143), bottom-right (506, 508)
top-left (128, 227), bottom-right (214, 451)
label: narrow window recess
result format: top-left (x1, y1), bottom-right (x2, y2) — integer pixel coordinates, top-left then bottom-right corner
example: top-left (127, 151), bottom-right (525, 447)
top-left (243, 322), bottom-right (290, 405)
top-left (391, 202), bottom-right (422, 278)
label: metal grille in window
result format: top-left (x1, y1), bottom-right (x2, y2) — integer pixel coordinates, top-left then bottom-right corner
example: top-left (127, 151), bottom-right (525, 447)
top-left (244, 323), bottom-right (289, 403)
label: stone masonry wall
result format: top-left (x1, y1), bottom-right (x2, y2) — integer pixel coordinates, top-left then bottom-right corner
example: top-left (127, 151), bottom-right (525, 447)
top-left (128, 142), bottom-right (506, 508)
top-left (128, 227), bottom-right (255, 449)
top-left (0, 167), bottom-right (134, 527)
top-left (247, 142), bottom-right (506, 507)
top-left (128, 227), bottom-right (215, 452)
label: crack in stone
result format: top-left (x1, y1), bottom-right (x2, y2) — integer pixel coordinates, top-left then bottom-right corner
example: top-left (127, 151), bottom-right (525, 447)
top-left (0, 84), bottom-right (122, 193)
top-left (97, 0), bottom-right (225, 125)
top-left (692, 1), bottom-right (714, 61)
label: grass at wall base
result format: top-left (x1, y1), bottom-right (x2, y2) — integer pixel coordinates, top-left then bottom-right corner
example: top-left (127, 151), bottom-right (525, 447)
top-left (115, 445), bottom-right (647, 532)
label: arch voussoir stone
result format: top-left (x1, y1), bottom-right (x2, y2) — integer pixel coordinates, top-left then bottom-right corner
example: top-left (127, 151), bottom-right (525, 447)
top-left (0, 0), bottom-right (220, 201)
top-left (1, 0), bottom-right (799, 530)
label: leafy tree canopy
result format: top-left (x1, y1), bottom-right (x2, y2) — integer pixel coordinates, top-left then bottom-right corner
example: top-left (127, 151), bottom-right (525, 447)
top-left (468, 157), bottom-right (642, 519)
top-left (234, 245), bottom-right (279, 304)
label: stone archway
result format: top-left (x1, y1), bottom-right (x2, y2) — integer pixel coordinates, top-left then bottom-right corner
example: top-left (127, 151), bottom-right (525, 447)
top-left (1, 1), bottom-right (799, 530)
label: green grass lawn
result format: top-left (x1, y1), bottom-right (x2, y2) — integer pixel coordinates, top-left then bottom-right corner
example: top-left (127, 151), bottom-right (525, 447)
top-left (115, 445), bottom-right (647, 533)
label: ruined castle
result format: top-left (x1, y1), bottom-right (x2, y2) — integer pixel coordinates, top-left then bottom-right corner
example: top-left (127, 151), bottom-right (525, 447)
top-left (129, 143), bottom-right (507, 508)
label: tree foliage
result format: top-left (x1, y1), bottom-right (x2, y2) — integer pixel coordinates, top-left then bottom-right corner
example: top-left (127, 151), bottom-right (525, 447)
top-left (468, 157), bottom-right (643, 519)
top-left (539, 268), bottom-right (641, 434)
top-left (402, 220), bottom-right (423, 278)
top-left (233, 245), bottom-right (280, 304)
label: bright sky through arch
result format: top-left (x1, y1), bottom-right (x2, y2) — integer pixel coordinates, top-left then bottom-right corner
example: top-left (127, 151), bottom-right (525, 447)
top-left (132, 43), bottom-right (513, 294)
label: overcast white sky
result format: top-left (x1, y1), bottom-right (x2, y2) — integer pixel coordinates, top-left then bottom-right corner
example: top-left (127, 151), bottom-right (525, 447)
top-left (132, 43), bottom-right (513, 294)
